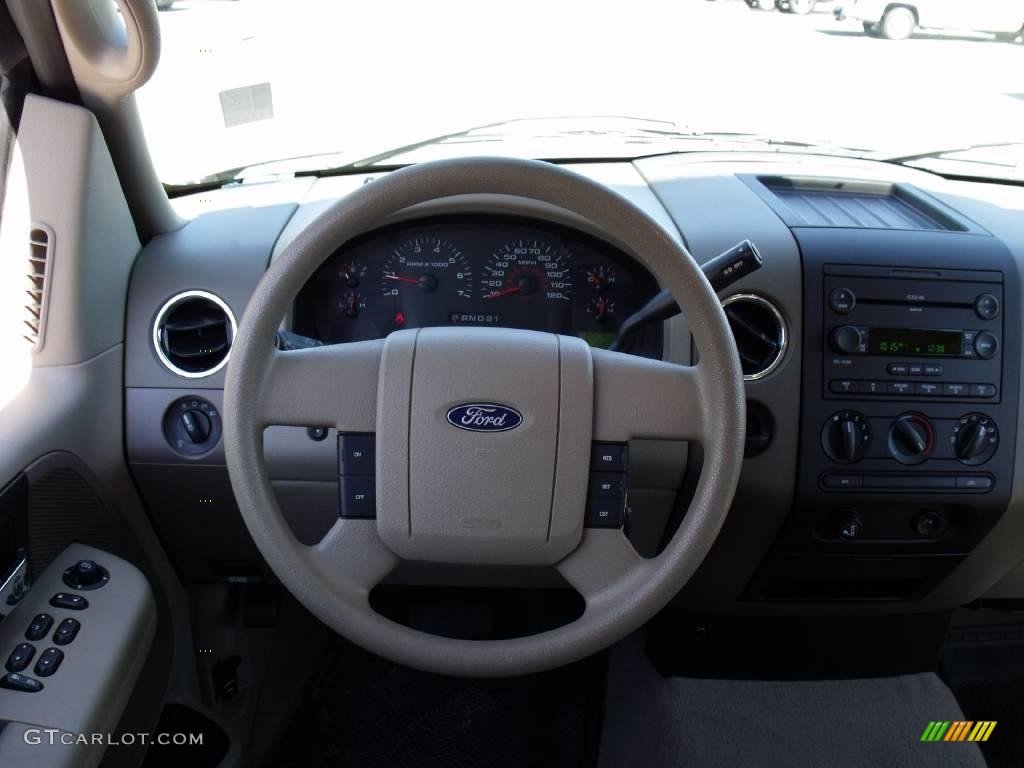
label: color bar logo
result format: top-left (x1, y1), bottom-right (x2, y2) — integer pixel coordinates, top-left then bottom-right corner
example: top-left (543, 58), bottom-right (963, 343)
top-left (921, 721), bottom-right (996, 742)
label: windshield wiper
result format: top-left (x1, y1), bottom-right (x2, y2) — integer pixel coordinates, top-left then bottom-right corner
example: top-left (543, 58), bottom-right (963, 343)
top-left (882, 142), bottom-right (1024, 183)
top-left (883, 142), bottom-right (1024, 165)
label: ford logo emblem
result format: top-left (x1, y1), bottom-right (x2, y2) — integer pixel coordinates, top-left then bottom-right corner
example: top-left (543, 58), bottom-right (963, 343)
top-left (446, 403), bottom-right (523, 433)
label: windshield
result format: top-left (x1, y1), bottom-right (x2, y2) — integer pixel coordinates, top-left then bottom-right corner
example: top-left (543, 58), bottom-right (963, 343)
top-left (136, 0), bottom-right (1024, 186)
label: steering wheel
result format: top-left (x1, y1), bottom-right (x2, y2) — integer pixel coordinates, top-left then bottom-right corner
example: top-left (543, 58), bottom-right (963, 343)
top-left (223, 157), bottom-right (745, 677)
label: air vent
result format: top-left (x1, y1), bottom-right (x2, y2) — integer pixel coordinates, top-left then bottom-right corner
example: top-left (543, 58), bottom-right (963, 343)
top-left (722, 294), bottom-right (787, 381)
top-left (24, 226), bottom-right (53, 351)
top-left (153, 291), bottom-right (236, 378)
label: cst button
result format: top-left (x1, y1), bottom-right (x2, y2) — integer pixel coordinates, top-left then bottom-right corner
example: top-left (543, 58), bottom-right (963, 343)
top-left (585, 498), bottom-right (625, 528)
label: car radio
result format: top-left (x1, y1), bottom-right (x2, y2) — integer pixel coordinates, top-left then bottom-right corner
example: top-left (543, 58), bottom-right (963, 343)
top-left (821, 266), bottom-right (1002, 403)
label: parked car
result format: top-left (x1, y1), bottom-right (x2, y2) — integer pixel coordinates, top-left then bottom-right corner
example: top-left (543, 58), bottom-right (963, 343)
top-left (776, 0), bottom-right (832, 14)
top-left (835, 0), bottom-right (1024, 40)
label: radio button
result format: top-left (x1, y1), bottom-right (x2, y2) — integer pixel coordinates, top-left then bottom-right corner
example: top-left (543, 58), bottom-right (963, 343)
top-left (829, 379), bottom-right (858, 394)
top-left (831, 325), bottom-right (864, 355)
top-left (974, 293), bottom-right (1000, 321)
top-left (974, 332), bottom-right (998, 360)
top-left (888, 382), bottom-right (913, 395)
top-left (887, 363), bottom-right (909, 376)
top-left (908, 364), bottom-right (925, 376)
top-left (861, 381), bottom-right (886, 395)
top-left (830, 288), bottom-right (857, 314)
top-left (916, 383), bottom-right (942, 397)
top-left (944, 383), bottom-right (969, 398)
top-left (923, 365), bottom-right (944, 376)
top-left (970, 384), bottom-right (997, 398)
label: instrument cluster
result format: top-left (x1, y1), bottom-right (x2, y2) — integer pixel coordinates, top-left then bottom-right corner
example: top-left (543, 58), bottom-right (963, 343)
top-left (293, 216), bottom-right (662, 356)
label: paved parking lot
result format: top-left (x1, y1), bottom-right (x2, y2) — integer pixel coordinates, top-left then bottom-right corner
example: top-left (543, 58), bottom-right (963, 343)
top-left (135, 0), bottom-right (1024, 183)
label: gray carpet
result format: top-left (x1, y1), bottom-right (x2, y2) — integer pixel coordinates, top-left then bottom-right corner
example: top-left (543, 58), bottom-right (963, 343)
top-left (600, 636), bottom-right (987, 768)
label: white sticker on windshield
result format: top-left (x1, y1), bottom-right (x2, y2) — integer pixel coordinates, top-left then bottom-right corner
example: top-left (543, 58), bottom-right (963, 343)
top-left (218, 83), bottom-right (274, 128)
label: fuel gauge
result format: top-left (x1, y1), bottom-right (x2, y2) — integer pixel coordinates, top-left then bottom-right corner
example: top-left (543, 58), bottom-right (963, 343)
top-left (338, 260), bottom-right (367, 288)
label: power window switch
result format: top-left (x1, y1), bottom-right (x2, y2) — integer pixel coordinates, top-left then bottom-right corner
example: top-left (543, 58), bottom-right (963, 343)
top-left (25, 614), bottom-right (53, 642)
top-left (5, 643), bottom-right (35, 673)
top-left (585, 498), bottom-right (626, 529)
top-left (0, 672), bottom-right (43, 692)
top-left (339, 476), bottom-right (376, 519)
top-left (34, 647), bottom-right (63, 678)
top-left (49, 593), bottom-right (88, 611)
top-left (53, 618), bottom-right (81, 646)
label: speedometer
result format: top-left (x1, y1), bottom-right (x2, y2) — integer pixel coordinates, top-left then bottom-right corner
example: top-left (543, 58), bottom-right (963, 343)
top-left (481, 240), bottom-right (573, 303)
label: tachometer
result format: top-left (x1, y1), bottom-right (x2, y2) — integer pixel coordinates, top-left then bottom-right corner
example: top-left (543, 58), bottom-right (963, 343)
top-left (481, 241), bottom-right (573, 302)
top-left (380, 237), bottom-right (474, 300)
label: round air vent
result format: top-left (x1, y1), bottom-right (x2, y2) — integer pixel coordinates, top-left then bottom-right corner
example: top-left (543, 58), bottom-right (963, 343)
top-left (153, 291), bottom-right (236, 378)
top-left (721, 294), bottom-right (787, 381)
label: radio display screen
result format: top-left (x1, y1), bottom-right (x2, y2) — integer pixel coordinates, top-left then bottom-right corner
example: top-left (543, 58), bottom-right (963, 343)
top-left (869, 328), bottom-right (963, 357)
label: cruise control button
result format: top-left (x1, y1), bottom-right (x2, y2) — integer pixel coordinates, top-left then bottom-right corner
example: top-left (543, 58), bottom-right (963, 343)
top-left (5, 643), bottom-right (35, 673)
top-left (49, 593), bottom-right (88, 611)
top-left (0, 672), bottom-right (43, 692)
top-left (53, 618), bottom-right (81, 647)
top-left (590, 443), bottom-right (628, 472)
top-left (25, 614), bottom-right (53, 642)
top-left (338, 434), bottom-right (375, 476)
top-left (339, 476), bottom-right (375, 519)
top-left (971, 384), bottom-right (997, 398)
top-left (590, 473), bottom-right (627, 498)
top-left (34, 648), bottom-right (63, 678)
top-left (943, 383), bottom-right (969, 398)
top-left (584, 498), bottom-right (625, 528)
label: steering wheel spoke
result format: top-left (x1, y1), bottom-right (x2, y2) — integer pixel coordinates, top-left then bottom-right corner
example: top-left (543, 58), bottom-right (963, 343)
top-left (308, 519), bottom-right (399, 598)
top-left (256, 341), bottom-right (384, 430)
top-left (591, 348), bottom-right (707, 443)
top-left (556, 528), bottom-right (649, 605)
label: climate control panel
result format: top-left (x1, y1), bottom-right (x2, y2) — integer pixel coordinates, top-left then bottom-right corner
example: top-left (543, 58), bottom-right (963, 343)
top-left (791, 230), bottom-right (1019, 557)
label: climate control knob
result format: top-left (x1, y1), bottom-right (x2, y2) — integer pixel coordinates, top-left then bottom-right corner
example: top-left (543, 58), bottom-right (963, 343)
top-left (822, 411), bottom-right (871, 464)
top-left (952, 413), bottom-right (999, 465)
top-left (888, 413), bottom-right (934, 465)
top-left (830, 325), bottom-right (864, 355)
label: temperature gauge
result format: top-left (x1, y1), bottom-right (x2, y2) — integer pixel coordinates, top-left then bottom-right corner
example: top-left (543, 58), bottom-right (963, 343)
top-left (585, 265), bottom-right (617, 293)
top-left (587, 296), bottom-right (616, 324)
top-left (340, 290), bottom-right (367, 319)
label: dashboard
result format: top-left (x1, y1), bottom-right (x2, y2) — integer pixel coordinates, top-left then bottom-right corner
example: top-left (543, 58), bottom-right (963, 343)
top-left (123, 154), bottom-right (1024, 615)
top-left (291, 216), bottom-right (663, 357)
